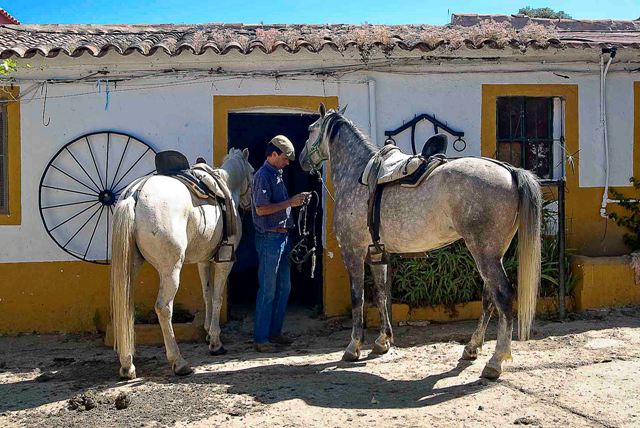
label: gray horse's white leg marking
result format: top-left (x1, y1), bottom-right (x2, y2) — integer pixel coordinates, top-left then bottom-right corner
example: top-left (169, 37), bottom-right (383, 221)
top-left (370, 263), bottom-right (393, 355)
top-left (342, 249), bottom-right (366, 362)
top-left (197, 262), bottom-right (213, 342)
top-left (156, 266), bottom-right (193, 376)
top-left (462, 287), bottom-right (495, 360)
top-left (208, 260), bottom-right (233, 355)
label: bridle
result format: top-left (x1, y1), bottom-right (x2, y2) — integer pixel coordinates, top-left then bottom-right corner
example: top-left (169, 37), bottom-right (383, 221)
top-left (303, 116), bottom-right (330, 173)
top-left (289, 191), bottom-right (320, 278)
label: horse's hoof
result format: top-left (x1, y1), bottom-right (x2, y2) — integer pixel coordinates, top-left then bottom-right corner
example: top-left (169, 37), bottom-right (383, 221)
top-left (461, 347), bottom-right (478, 361)
top-left (209, 345), bottom-right (227, 356)
top-left (371, 341), bottom-right (390, 355)
top-left (342, 349), bottom-right (360, 362)
top-left (481, 364), bottom-right (501, 380)
top-left (119, 365), bottom-right (137, 380)
top-left (173, 362), bottom-right (194, 376)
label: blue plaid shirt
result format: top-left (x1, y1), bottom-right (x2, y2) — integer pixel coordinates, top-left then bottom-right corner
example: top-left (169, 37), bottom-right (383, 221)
top-left (251, 161), bottom-right (293, 233)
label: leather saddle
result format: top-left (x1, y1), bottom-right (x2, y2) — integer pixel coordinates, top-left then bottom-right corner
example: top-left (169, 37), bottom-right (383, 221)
top-left (154, 150), bottom-right (237, 262)
top-left (359, 135), bottom-right (449, 264)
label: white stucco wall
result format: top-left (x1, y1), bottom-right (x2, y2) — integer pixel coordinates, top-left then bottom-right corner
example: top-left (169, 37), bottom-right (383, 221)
top-left (1, 53), bottom-right (637, 262)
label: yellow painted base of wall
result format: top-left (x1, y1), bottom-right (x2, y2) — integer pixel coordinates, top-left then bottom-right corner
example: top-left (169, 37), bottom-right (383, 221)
top-left (0, 261), bottom-right (218, 334)
top-left (571, 255), bottom-right (640, 310)
top-left (365, 297), bottom-right (574, 327)
top-left (104, 312), bottom-right (205, 346)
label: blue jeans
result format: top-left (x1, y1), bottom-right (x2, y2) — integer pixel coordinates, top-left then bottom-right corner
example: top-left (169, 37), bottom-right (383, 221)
top-left (254, 231), bottom-right (292, 343)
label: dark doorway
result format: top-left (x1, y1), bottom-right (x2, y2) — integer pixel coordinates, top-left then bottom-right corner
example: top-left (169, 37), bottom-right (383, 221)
top-left (227, 112), bottom-right (323, 313)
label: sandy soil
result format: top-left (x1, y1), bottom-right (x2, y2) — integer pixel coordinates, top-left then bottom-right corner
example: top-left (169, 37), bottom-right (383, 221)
top-left (0, 306), bottom-right (639, 427)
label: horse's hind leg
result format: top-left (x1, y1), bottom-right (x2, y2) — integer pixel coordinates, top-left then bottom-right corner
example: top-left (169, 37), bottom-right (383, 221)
top-left (197, 262), bottom-right (213, 342)
top-left (461, 287), bottom-right (494, 360)
top-left (156, 265), bottom-right (193, 376)
top-left (471, 254), bottom-right (514, 379)
top-left (208, 260), bottom-right (233, 355)
top-left (342, 249), bottom-right (366, 362)
top-left (370, 263), bottom-right (393, 355)
top-left (118, 250), bottom-right (144, 379)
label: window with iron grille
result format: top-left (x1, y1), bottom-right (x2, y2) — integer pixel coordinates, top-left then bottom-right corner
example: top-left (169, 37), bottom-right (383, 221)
top-left (496, 96), bottom-right (555, 179)
top-left (0, 104), bottom-right (6, 214)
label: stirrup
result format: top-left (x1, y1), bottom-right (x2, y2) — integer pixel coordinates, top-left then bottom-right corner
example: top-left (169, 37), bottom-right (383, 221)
top-left (366, 244), bottom-right (389, 265)
top-left (214, 243), bottom-right (235, 263)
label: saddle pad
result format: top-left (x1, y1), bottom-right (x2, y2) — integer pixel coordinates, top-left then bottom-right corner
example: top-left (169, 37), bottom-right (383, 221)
top-left (360, 146), bottom-right (424, 186)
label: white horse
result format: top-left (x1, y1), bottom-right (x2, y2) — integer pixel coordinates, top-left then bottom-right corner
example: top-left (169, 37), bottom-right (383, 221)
top-left (110, 148), bottom-right (253, 379)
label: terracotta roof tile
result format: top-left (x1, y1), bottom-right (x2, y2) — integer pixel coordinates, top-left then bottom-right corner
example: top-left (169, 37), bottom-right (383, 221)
top-left (0, 15), bottom-right (638, 59)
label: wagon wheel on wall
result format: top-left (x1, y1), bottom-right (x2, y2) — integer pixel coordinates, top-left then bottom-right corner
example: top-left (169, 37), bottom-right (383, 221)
top-left (38, 131), bottom-right (157, 264)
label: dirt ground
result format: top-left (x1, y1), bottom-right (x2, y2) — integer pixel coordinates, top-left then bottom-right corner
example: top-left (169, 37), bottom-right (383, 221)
top-left (0, 306), bottom-right (639, 428)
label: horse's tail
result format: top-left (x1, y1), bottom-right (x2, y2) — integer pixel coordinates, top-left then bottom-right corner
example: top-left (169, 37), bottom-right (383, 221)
top-left (110, 194), bottom-right (137, 362)
top-left (513, 168), bottom-right (542, 340)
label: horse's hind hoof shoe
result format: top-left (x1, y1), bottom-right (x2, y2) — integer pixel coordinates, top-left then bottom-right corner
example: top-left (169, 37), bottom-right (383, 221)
top-left (210, 345), bottom-right (227, 356)
top-left (342, 349), bottom-right (360, 362)
top-left (119, 365), bottom-right (137, 380)
top-left (372, 341), bottom-right (390, 355)
top-left (461, 348), bottom-right (478, 361)
top-left (173, 363), bottom-right (194, 376)
top-left (480, 365), bottom-right (501, 380)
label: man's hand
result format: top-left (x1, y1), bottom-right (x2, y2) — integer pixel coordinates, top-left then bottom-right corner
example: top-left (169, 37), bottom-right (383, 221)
top-left (288, 192), bottom-right (312, 207)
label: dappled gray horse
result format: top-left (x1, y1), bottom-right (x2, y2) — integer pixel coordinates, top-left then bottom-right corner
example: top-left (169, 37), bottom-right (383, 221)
top-left (300, 105), bottom-right (541, 379)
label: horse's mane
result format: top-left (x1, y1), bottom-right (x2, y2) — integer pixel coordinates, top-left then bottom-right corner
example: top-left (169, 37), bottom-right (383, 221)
top-left (324, 111), bottom-right (378, 154)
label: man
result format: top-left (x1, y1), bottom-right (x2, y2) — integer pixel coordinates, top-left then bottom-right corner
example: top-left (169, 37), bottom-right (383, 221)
top-left (252, 135), bottom-right (310, 352)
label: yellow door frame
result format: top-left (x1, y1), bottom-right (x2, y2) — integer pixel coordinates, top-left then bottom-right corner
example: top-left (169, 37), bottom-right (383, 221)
top-left (213, 95), bottom-right (350, 317)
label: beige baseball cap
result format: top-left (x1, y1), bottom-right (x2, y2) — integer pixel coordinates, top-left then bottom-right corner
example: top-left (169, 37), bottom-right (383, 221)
top-left (269, 135), bottom-right (295, 161)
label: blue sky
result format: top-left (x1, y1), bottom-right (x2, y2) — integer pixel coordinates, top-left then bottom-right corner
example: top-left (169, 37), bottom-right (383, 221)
top-left (5, 0), bottom-right (640, 25)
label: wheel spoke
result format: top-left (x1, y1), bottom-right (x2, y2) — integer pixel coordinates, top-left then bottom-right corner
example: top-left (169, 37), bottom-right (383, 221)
top-left (42, 199), bottom-right (96, 210)
top-left (105, 133), bottom-right (110, 192)
top-left (50, 165), bottom-right (100, 195)
top-left (84, 205), bottom-right (105, 258)
top-left (106, 206), bottom-right (111, 262)
top-left (64, 147), bottom-right (102, 193)
top-left (86, 136), bottom-right (105, 189)
top-left (48, 201), bottom-right (100, 233)
top-left (110, 148), bottom-right (151, 191)
top-left (109, 136), bottom-right (130, 190)
top-left (41, 185), bottom-right (97, 198)
top-left (63, 204), bottom-right (102, 249)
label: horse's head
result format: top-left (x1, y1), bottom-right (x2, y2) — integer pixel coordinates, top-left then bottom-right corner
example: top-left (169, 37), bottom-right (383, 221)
top-left (300, 103), bottom-right (346, 172)
top-left (226, 147), bottom-right (254, 210)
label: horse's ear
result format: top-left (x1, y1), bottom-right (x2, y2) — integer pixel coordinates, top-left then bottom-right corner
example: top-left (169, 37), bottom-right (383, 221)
top-left (319, 103), bottom-right (326, 117)
top-left (242, 147), bottom-right (250, 160)
top-left (339, 104), bottom-right (348, 115)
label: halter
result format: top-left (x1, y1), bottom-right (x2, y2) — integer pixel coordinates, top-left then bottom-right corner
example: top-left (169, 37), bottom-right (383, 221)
top-left (303, 116), bottom-right (330, 172)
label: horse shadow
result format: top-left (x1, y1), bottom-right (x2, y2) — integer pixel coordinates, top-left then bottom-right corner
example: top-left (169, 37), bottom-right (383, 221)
top-left (177, 357), bottom-right (491, 409)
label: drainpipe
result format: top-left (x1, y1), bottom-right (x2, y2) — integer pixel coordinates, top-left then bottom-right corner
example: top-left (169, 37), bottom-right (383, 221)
top-left (599, 47), bottom-right (617, 218)
top-left (368, 79), bottom-right (378, 145)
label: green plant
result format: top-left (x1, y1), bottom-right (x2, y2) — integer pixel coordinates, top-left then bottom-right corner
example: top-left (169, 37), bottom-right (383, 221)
top-left (0, 59), bottom-right (17, 76)
top-left (517, 7), bottom-right (572, 19)
top-left (608, 177), bottom-right (640, 251)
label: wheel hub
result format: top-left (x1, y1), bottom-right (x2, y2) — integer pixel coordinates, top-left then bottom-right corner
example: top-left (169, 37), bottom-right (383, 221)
top-left (98, 189), bottom-right (116, 206)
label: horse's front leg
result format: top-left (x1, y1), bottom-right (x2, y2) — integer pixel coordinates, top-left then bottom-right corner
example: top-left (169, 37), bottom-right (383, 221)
top-left (370, 263), bottom-right (393, 355)
top-left (342, 249), bottom-right (366, 362)
top-left (156, 266), bottom-right (192, 376)
top-left (208, 260), bottom-right (233, 355)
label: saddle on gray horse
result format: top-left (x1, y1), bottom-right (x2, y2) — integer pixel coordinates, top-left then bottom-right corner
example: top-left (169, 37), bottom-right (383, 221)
top-left (359, 134), bottom-right (449, 264)
top-left (155, 150), bottom-right (237, 262)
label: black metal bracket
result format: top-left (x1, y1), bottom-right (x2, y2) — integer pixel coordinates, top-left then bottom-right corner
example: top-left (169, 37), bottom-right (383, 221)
top-left (384, 113), bottom-right (466, 154)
